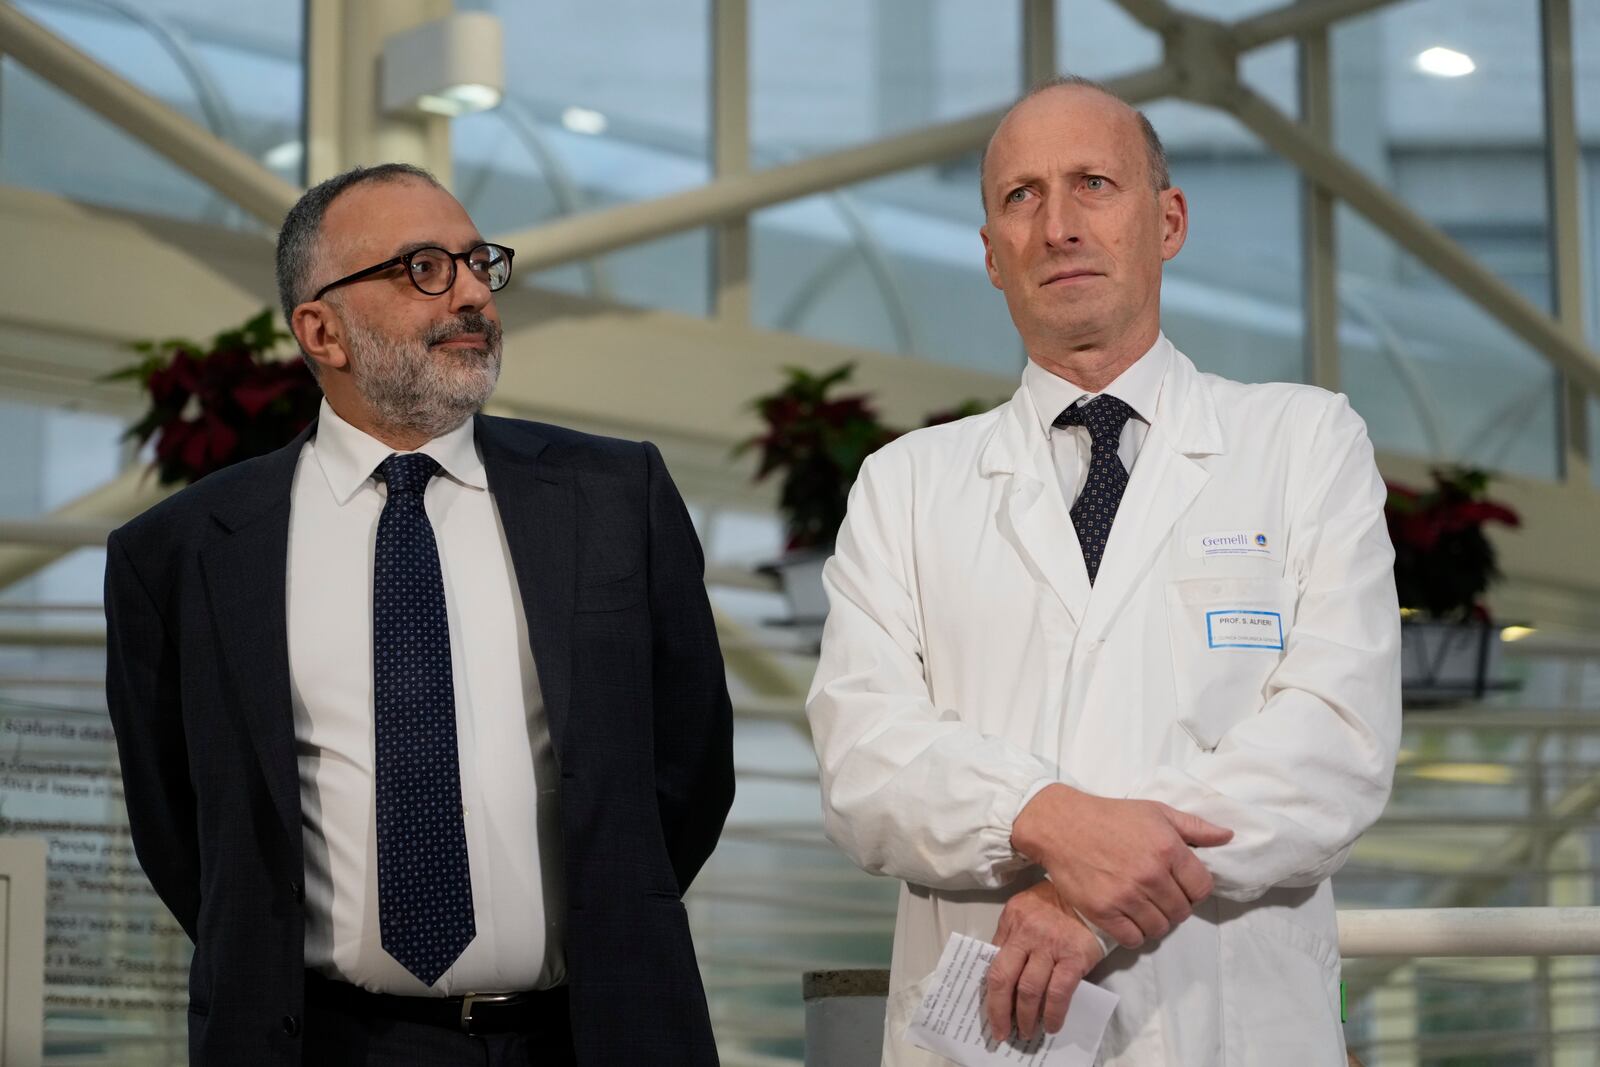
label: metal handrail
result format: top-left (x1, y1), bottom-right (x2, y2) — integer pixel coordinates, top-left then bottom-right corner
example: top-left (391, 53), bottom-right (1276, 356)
top-left (1337, 907), bottom-right (1600, 958)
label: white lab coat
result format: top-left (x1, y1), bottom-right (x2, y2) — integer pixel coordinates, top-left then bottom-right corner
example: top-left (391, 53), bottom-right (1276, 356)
top-left (807, 342), bottom-right (1401, 1066)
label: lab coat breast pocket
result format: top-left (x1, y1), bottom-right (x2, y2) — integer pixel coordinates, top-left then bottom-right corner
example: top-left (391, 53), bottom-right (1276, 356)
top-left (1165, 576), bottom-right (1297, 750)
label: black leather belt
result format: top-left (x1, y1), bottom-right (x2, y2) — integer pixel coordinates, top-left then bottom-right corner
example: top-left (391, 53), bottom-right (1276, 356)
top-left (306, 971), bottom-right (569, 1036)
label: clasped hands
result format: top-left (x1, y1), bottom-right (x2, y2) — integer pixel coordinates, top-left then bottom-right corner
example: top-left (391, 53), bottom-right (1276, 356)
top-left (984, 784), bottom-right (1232, 1042)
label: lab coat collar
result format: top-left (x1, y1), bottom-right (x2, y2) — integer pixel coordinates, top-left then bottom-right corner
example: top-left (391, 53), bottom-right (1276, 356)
top-left (1022, 332), bottom-right (1170, 438)
top-left (977, 340), bottom-right (1226, 635)
top-left (980, 340), bottom-right (1226, 478)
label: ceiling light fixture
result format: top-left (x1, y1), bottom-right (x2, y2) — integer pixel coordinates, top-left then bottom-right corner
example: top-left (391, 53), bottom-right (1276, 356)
top-left (1415, 46), bottom-right (1475, 78)
top-left (560, 107), bottom-right (608, 136)
top-left (381, 13), bottom-right (505, 117)
top-left (262, 140), bottom-right (304, 170)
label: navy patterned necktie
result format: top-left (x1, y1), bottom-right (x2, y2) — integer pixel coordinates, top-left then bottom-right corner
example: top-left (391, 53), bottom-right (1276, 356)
top-left (372, 453), bottom-right (475, 986)
top-left (1054, 395), bottom-right (1135, 585)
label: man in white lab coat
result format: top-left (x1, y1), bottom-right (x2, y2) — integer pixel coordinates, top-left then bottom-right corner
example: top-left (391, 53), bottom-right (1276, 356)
top-left (806, 76), bottom-right (1401, 1066)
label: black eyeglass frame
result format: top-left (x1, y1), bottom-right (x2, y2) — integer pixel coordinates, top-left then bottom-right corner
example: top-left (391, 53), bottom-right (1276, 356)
top-left (311, 243), bottom-right (516, 302)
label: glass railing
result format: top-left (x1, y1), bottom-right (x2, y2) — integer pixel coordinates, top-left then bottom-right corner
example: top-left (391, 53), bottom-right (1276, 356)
top-left (0, 696), bottom-right (189, 1066)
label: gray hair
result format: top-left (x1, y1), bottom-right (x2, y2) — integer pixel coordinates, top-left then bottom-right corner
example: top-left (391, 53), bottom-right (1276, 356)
top-left (979, 75), bottom-right (1171, 214)
top-left (274, 162), bottom-right (443, 369)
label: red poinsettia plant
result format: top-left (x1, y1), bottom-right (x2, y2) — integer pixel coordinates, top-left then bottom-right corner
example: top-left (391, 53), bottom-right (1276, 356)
top-left (737, 365), bottom-right (899, 551)
top-left (108, 309), bottom-right (321, 486)
top-left (1385, 467), bottom-right (1520, 622)
top-left (738, 363), bottom-right (999, 551)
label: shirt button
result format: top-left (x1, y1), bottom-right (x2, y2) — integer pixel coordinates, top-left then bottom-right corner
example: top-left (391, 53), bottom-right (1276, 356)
top-left (280, 1014), bottom-right (301, 1038)
top-left (289, 880), bottom-right (303, 902)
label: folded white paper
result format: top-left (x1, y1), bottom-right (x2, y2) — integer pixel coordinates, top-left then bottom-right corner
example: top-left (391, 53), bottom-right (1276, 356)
top-left (905, 933), bottom-right (1118, 1067)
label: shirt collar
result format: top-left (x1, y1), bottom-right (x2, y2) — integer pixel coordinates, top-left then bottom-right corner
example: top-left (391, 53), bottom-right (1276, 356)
top-left (1023, 332), bottom-right (1172, 439)
top-left (312, 398), bottom-right (487, 506)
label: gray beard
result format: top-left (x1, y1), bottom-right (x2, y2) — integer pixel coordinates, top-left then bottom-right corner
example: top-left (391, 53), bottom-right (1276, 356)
top-left (344, 316), bottom-right (502, 441)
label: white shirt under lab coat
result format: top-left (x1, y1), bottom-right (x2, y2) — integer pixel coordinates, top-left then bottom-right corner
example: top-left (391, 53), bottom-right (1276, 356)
top-left (287, 399), bottom-right (565, 995)
top-left (807, 337), bottom-right (1401, 1066)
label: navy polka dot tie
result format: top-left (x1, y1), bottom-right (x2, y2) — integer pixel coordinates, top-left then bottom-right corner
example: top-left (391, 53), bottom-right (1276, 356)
top-left (1055, 395), bottom-right (1135, 585)
top-left (373, 453), bottom-right (475, 986)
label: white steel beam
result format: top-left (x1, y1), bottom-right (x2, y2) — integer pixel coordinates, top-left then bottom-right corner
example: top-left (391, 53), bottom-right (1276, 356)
top-left (711, 0), bottom-right (752, 323)
top-left (0, 2), bottom-right (298, 226)
top-left (0, 467), bottom-right (171, 592)
top-left (0, 519), bottom-right (115, 548)
top-left (1108, 0), bottom-right (1181, 35)
top-left (1022, 0), bottom-right (1057, 88)
top-left (1337, 907), bottom-right (1600, 959)
top-left (1299, 25), bottom-right (1338, 391)
top-left (494, 65), bottom-right (1178, 273)
top-left (1542, 0), bottom-right (1592, 487)
top-left (1227, 86), bottom-right (1600, 397)
top-left (1232, 0), bottom-right (1407, 52)
top-left (302, 0), bottom-right (346, 184)
top-left (0, 627), bottom-right (105, 648)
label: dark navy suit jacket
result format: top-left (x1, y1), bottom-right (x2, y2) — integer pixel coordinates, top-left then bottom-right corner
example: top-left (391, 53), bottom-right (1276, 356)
top-left (103, 414), bottom-right (734, 1065)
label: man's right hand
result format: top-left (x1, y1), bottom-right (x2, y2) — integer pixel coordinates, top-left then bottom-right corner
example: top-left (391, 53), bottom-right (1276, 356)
top-left (1010, 784), bottom-right (1233, 949)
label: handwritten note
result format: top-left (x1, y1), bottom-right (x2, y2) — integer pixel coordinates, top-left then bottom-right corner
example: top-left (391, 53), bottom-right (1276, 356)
top-left (905, 933), bottom-right (1117, 1067)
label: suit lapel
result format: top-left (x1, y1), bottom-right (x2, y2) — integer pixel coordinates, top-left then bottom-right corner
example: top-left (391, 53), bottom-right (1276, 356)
top-left (475, 416), bottom-right (575, 762)
top-left (1081, 350), bottom-right (1226, 642)
top-left (198, 427), bottom-right (310, 844)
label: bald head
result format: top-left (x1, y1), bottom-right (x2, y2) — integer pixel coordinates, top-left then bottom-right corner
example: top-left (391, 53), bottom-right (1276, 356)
top-left (979, 77), bottom-right (1170, 214)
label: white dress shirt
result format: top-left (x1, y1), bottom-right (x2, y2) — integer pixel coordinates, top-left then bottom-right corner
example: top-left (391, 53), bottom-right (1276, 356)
top-left (1022, 332), bottom-right (1172, 511)
top-left (286, 398), bottom-right (565, 996)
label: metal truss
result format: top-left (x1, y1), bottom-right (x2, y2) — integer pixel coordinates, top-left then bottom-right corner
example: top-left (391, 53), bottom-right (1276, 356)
top-left (2, 0), bottom-right (1594, 390)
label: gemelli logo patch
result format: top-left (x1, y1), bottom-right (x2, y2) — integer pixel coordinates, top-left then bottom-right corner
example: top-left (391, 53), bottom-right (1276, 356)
top-left (1187, 530), bottom-right (1279, 561)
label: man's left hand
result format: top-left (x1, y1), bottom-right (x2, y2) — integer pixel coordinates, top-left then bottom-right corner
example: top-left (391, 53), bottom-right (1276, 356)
top-left (984, 879), bottom-right (1106, 1043)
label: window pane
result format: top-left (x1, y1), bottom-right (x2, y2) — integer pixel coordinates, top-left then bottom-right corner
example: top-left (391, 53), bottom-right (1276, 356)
top-left (1152, 102), bottom-right (1305, 384)
top-left (1058, 0), bottom-right (1161, 79)
top-left (1338, 205), bottom-right (1560, 479)
top-left (752, 159), bottom-right (1022, 375)
top-left (455, 0), bottom-right (712, 315)
top-left (0, 0), bottom-right (304, 226)
top-left (752, 99), bottom-right (1305, 382)
top-left (752, 0), bottom-right (1020, 161)
top-left (1334, 0), bottom-right (1551, 306)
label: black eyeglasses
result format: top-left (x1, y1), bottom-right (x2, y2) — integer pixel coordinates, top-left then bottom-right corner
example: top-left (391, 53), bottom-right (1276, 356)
top-left (312, 243), bottom-right (515, 302)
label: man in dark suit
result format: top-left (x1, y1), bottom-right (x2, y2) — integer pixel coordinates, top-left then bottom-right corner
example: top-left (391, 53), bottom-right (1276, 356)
top-left (104, 162), bottom-right (734, 1066)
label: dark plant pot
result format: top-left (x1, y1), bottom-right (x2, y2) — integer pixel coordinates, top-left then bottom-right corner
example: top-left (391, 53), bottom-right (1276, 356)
top-left (1400, 617), bottom-right (1507, 705)
top-left (758, 546), bottom-right (833, 641)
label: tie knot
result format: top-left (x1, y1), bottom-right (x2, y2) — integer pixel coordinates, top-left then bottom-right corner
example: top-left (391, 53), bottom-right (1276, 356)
top-left (1054, 394), bottom-right (1135, 443)
top-left (376, 453), bottom-right (441, 496)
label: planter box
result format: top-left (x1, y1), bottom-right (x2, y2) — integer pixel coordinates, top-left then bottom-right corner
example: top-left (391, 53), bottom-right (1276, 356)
top-left (758, 547), bottom-right (832, 644)
top-left (1400, 617), bottom-right (1506, 704)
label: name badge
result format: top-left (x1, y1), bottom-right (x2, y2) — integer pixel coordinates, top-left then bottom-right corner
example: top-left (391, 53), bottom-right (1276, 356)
top-left (1188, 530), bottom-right (1279, 562)
top-left (1206, 610), bottom-right (1285, 650)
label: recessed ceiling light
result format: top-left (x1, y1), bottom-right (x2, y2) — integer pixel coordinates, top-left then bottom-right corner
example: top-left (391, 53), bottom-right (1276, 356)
top-left (262, 140), bottom-right (303, 170)
top-left (1416, 46), bottom-right (1475, 78)
top-left (561, 106), bottom-right (608, 136)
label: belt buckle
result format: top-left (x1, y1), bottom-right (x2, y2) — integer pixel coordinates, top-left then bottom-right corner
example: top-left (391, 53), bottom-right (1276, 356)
top-left (460, 991), bottom-right (517, 1034)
